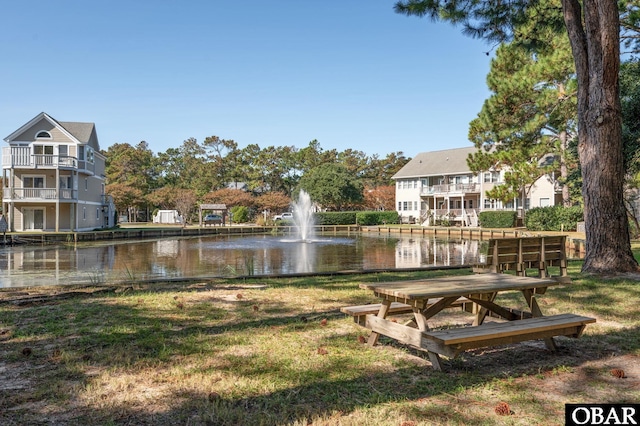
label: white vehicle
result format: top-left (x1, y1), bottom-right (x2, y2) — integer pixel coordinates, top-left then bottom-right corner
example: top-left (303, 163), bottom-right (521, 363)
top-left (273, 212), bottom-right (294, 221)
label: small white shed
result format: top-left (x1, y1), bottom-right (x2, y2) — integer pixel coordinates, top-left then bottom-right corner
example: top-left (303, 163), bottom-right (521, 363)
top-left (153, 210), bottom-right (183, 224)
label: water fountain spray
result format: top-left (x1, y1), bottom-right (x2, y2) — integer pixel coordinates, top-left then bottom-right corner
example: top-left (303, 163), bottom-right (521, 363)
top-left (292, 190), bottom-right (315, 242)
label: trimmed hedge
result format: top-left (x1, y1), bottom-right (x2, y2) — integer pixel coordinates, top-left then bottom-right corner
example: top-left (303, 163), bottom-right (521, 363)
top-left (312, 211), bottom-right (400, 226)
top-left (314, 212), bottom-right (357, 225)
top-left (524, 206), bottom-right (584, 231)
top-left (355, 211), bottom-right (400, 225)
top-left (478, 211), bottom-right (517, 228)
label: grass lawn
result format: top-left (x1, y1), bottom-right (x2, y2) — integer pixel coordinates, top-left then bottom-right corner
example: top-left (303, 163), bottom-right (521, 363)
top-left (0, 261), bottom-right (638, 425)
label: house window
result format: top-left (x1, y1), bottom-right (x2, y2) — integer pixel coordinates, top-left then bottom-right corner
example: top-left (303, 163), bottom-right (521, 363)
top-left (36, 131), bottom-right (52, 139)
top-left (96, 208), bottom-right (100, 220)
top-left (540, 198), bottom-right (550, 207)
top-left (59, 176), bottom-right (72, 188)
top-left (85, 178), bottom-right (88, 191)
top-left (24, 176), bottom-right (45, 188)
top-left (33, 145), bottom-right (54, 166)
top-left (483, 172), bottom-right (500, 183)
top-left (59, 176), bottom-right (72, 198)
top-left (83, 207), bottom-right (86, 220)
top-left (34, 145), bottom-right (53, 154)
top-left (402, 201), bottom-right (408, 210)
top-left (398, 202), bottom-right (402, 210)
top-left (484, 199), bottom-right (497, 209)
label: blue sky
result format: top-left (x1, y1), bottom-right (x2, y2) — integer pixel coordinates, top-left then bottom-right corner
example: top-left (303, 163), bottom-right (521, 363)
top-left (1, 1), bottom-right (493, 159)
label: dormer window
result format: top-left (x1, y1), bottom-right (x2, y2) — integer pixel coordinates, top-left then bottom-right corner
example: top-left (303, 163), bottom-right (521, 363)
top-left (36, 131), bottom-right (52, 139)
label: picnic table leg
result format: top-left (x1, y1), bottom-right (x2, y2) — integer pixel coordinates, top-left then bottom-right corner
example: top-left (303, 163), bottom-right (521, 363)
top-left (472, 292), bottom-right (497, 326)
top-left (412, 299), bottom-right (432, 331)
top-left (367, 299), bottom-right (392, 346)
top-left (412, 305), bottom-right (442, 370)
top-left (523, 290), bottom-right (558, 351)
top-left (427, 352), bottom-right (444, 371)
top-left (414, 299), bottom-right (450, 371)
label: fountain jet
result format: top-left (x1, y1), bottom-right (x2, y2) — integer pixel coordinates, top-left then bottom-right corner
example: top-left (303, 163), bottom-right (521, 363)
top-left (292, 190), bottom-right (315, 242)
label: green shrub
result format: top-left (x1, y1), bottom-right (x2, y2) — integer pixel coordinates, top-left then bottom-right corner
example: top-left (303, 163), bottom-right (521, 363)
top-left (230, 206), bottom-right (249, 223)
top-left (355, 211), bottom-right (400, 225)
top-left (478, 211), bottom-right (517, 228)
top-left (314, 212), bottom-right (357, 225)
top-left (525, 206), bottom-right (584, 231)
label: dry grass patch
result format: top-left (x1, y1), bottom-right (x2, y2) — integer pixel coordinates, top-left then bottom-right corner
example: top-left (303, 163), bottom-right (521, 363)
top-left (0, 268), bottom-right (638, 425)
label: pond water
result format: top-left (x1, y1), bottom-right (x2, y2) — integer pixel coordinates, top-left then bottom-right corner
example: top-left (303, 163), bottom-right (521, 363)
top-left (0, 233), bottom-right (483, 288)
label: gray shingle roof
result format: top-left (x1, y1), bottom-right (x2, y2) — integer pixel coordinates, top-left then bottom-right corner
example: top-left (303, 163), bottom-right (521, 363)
top-left (392, 147), bottom-right (477, 179)
top-left (58, 121), bottom-right (95, 143)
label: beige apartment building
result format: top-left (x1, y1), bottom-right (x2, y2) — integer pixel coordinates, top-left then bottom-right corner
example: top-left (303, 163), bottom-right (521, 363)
top-left (2, 112), bottom-right (115, 232)
top-left (393, 146), bottom-right (561, 226)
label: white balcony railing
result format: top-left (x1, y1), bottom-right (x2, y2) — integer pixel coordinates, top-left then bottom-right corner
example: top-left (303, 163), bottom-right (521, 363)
top-left (3, 188), bottom-right (77, 200)
top-left (2, 147), bottom-right (78, 169)
top-left (421, 183), bottom-right (480, 195)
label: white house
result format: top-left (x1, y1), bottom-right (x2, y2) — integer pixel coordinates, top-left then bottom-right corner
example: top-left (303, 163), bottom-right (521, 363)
top-left (392, 147), bottom-right (561, 226)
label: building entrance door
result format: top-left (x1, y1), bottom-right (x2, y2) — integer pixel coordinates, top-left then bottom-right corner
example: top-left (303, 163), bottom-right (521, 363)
top-left (23, 208), bottom-right (45, 231)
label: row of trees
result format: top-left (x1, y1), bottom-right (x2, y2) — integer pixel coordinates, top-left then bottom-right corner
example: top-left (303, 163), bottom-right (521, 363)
top-left (103, 139), bottom-right (407, 222)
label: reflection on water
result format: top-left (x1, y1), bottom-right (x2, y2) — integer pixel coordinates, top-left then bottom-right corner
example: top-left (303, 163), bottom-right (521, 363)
top-left (0, 234), bottom-right (482, 288)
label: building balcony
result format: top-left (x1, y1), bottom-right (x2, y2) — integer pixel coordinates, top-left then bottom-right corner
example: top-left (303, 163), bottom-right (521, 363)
top-left (421, 183), bottom-right (480, 196)
top-left (3, 187), bottom-right (77, 201)
top-left (2, 147), bottom-right (95, 174)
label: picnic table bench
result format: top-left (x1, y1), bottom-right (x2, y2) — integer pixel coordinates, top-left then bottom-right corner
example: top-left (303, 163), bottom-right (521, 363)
top-left (341, 297), bottom-right (471, 326)
top-left (473, 235), bottom-right (569, 280)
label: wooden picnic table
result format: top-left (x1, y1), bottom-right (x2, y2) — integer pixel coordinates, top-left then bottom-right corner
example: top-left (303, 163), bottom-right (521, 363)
top-left (357, 274), bottom-right (595, 370)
